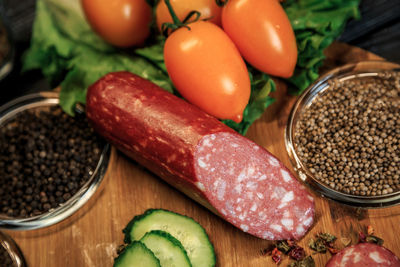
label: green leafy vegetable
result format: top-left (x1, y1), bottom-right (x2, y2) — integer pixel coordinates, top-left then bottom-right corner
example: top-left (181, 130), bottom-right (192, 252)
top-left (23, 0), bottom-right (360, 135)
top-left (283, 0), bottom-right (361, 94)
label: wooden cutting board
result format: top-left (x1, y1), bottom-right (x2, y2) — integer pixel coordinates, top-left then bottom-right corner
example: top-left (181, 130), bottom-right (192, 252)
top-left (4, 42), bottom-right (400, 267)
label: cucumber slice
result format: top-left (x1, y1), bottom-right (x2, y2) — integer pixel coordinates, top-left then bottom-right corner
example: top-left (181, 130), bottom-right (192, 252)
top-left (123, 209), bottom-right (216, 267)
top-left (140, 230), bottom-right (192, 267)
top-left (114, 241), bottom-right (161, 267)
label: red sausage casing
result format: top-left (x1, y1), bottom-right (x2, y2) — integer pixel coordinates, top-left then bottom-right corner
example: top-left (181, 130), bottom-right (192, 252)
top-left (86, 72), bottom-right (314, 240)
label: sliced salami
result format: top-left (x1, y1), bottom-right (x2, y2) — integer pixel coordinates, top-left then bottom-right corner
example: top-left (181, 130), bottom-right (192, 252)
top-left (195, 132), bottom-right (314, 240)
top-left (86, 71), bottom-right (315, 240)
top-left (326, 243), bottom-right (400, 267)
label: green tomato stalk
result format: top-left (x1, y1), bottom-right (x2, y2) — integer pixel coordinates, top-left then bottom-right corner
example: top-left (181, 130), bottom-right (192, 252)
top-left (161, 0), bottom-right (202, 36)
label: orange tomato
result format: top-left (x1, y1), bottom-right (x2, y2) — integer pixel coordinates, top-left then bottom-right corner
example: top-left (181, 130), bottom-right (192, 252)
top-left (221, 0), bottom-right (297, 78)
top-left (164, 21), bottom-right (250, 123)
top-left (81, 0), bottom-right (152, 47)
top-left (156, 0), bottom-right (222, 32)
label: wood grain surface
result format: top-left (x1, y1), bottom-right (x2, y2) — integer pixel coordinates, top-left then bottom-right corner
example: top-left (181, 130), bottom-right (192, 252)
top-left (4, 42), bottom-right (400, 267)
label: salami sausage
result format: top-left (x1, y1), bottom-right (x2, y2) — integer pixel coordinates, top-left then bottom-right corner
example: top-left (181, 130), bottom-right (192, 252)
top-left (326, 243), bottom-right (400, 267)
top-left (86, 72), bottom-right (314, 240)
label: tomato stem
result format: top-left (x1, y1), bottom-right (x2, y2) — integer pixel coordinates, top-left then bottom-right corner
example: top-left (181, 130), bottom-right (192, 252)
top-left (161, 0), bottom-right (202, 37)
top-left (164, 0), bottom-right (182, 25)
top-left (215, 0), bottom-right (228, 7)
top-left (182, 10), bottom-right (201, 24)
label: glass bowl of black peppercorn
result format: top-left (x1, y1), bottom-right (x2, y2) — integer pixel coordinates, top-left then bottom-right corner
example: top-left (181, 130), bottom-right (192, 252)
top-left (286, 61), bottom-right (400, 208)
top-left (0, 92), bottom-right (110, 229)
top-left (0, 231), bottom-right (26, 266)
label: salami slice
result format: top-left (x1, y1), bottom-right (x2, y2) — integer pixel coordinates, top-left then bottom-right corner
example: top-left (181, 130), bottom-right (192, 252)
top-left (86, 72), bottom-right (315, 240)
top-left (326, 243), bottom-right (400, 267)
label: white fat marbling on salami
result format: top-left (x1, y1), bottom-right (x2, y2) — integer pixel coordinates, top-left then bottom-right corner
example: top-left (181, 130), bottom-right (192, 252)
top-left (296, 225), bottom-right (305, 236)
top-left (258, 174), bottom-right (267, 181)
top-left (196, 182), bottom-right (205, 191)
top-left (281, 169), bottom-right (292, 182)
top-left (240, 224), bottom-right (249, 232)
top-left (273, 186), bottom-right (287, 199)
top-left (247, 167), bottom-right (255, 176)
top-left (269, 157), bottom-right (279, 167)
top-left (277, 202), bottom-right (287, 209)
top-left (237, 170), bottom-right (246, 182)
top-left (283, 210), bottom-right (290, 217)
top-left (197, 158), bottom-right (207, 168)
top-left (340, 248), bottom-right (354, 265)
top-left (370, 251), bottom-right (386, 263)
top-left (270, 224), bottom-right (283, 233)
top-left (250, 203), bottom-right (257, 212)
top-left (234, 184), bottom-right (242, 194)
top-left (263, 231), bottom-right (274, 240)
top-left (353, 253), bottom-right (361, 263)
top-left (194, 132), bottom-right (314, 240)
top-left (246, 181), bottom-right (257, 190)
top-left (202, 138), bottom-right (212, 147)
top-left (282, 191), bottom-right (294, 203)
top-left (281, 219), bottom-right (293, 231)
top-left (302, 216), bottom-right (313, 227)
top-left (216, 180), bottom-right (226, 201)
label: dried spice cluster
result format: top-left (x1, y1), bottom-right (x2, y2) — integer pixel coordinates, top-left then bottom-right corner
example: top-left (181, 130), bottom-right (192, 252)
top-left (295, 71), bottom-right (400, 196)
top-left (0, 106), bottom-right (104, 218)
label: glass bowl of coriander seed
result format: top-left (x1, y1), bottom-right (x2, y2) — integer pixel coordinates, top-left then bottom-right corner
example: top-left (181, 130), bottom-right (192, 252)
top-left (0, 92), bottom-right (110, 230)
top-left (285, 61), bottom-right (400, 207)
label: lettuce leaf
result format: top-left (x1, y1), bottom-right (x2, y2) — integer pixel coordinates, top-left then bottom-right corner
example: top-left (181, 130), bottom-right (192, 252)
top-left (283, 0), bottom-right (361, 94)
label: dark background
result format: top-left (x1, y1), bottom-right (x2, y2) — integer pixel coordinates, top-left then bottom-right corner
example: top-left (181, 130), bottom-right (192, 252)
top-left (0, 0), bottom-right (400, 105)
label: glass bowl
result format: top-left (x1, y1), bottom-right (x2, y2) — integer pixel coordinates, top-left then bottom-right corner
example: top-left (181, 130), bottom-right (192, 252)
top-left (285, 61), bottom-right (400, 208)
top-left (0, 92), bottom-right (110, 230)
top-left (0, 231), bottom-right (26, 266)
